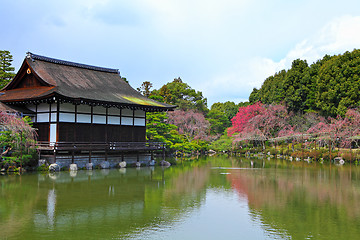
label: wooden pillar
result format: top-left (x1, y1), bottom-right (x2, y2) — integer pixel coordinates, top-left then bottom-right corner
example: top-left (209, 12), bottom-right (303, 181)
top-left (89, 150), bottom-right (92, 163)
top-left (48, 103), bottom-right (52, 143)
top-left (72, 149), bottom-right (75, 164)
top-left (74, 104), bottom-right (77, 142)
top-left (35, 104), bottom-right (38, 123)
top-left (105, 107), bottom-right (108, 143)
top-left (90, 105), bottom-right (93, 143)
top-left (53, 149), bottom-right (57, 163)
top-left (132, 109), bottom-right (135, 142)
top-left (56, 100), bottom-right (60, 143)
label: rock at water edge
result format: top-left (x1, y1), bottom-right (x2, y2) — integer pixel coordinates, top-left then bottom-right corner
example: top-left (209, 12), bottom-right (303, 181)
top-left (86, 163), bottom-right (93, 170)
top-left (160, 160), bottom-right (171, 167)
top-left (49, 163), bottom-right (60, 172)
top-left (119, 161), bottom-right (126, 168)
top-left (69, 163), bottom-right (78, 171)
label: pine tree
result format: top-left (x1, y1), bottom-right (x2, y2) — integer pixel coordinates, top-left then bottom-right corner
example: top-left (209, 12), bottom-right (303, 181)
top-left (0, 50), bottom-right (15, 89)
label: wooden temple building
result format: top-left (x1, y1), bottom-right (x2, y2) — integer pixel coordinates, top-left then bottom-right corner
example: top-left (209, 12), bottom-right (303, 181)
top-left (0, 52), bottom-right (175, 167)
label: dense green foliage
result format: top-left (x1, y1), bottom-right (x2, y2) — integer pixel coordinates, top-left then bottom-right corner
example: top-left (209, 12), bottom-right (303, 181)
top-left (146, 112), bottom-right (183, 150)
top-left (146, 112), bottom-right (209, 154)
top-left (249, 49), bottom-right (360, 116)
top-left (143, 78), bottom-right (246, 154)
top-left (207, 101), bottom-right (249, 135)
top-left (208, 133), bottom-right (234, 152)
top-left (151, 77), bottom-right (208, 114)
top-left (0, 50), bottom-right (15, 89)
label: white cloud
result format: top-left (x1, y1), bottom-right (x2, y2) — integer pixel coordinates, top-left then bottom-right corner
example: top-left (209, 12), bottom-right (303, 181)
top-left (4, 1), bottom-right (360, 107)
top-left (204, 15), bottom-right (360, 105)
top-left (318, 15), bottom-right (360, 53)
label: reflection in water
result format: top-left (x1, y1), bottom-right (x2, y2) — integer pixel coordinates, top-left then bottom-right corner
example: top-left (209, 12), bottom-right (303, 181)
top-left (100, 169), bottom-right (110, 176)
top-left (108, 185), bottom-right (115, 196)
top-left (69, 170), bottom-right (77, 178)
top-left (226, 165), bottom-right (360, 240)
top-left (1, 157), bottom-right (360, 240)
top-left (47, 189), bottom-right (56, 229)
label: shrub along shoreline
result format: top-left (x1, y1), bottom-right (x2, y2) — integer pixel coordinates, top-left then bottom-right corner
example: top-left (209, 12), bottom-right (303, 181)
top-left (222, 143), bottom-right (360, 165)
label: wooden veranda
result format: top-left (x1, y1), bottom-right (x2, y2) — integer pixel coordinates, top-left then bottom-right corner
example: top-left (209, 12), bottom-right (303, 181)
top-left (37, 141), bottom-right (166, 164)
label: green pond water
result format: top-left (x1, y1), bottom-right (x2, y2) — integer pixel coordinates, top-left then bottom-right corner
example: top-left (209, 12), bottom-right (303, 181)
top-left (1, 156), bottom-right (360, 240)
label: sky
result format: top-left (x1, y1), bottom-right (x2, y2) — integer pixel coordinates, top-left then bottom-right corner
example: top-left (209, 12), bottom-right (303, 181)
top-left (1, 0), bottom-right (360, 107)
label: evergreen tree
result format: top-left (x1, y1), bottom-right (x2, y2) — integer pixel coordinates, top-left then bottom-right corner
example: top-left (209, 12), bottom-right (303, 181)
top-left (151, 77), bottom-right (208, 113)
top-left (0, 50), bottom-right (15, 89)
top-left (249, 49), bottom-right (360, 117)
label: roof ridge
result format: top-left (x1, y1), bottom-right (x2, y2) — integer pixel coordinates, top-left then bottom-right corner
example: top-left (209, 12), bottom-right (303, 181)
top-left (26, 52), bottom-right (120, 74)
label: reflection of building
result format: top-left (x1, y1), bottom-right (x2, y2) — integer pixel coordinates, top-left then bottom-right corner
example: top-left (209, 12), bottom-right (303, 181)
top-left (0, 53), bottom-right (175, 166)
top-left (32, 169), bottom-right (175, 239)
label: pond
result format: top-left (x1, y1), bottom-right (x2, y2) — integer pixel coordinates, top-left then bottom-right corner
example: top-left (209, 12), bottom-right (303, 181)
top-left (1, 156), bottom-right (360, 240)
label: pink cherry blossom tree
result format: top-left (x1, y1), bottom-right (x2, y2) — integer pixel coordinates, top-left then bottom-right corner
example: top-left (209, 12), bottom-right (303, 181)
top-left (230, 103), bottom-right (292, 149)
top-left (228, 102), bottom-right (264, 136)
top-left (0, 110), bottom-right (37, 151)
top-left (167, 109), bottom-right (210, 142)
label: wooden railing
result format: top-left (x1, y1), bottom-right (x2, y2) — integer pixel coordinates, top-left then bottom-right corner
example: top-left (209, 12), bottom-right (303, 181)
top-left (36, 141), bottom-right (166, 152)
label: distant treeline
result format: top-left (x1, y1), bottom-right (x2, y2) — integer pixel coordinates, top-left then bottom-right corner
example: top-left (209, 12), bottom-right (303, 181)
top-left (249, 49), bottom-right (360, 117)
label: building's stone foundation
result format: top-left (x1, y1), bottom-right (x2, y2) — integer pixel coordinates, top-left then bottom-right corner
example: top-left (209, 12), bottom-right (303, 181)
top-left (41, 154), bottom-right (152, 169)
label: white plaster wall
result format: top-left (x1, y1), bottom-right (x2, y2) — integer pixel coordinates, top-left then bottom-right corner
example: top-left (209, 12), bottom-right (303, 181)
top-left (59, 113), bottom-right (75, 122)
top-left (121, 117), bottom-right (133, 125)
top-left (93, 106), bottom-right (106, 114)
top-left (77, 104), bottom-right (91, 113)
top-left (26, 104), bottom-right (36, 112)
top-left (134, 110), bottom-right (145, 118)
top-left (50, 113), bottom-right (57, 122)
top-left (134, 118), bottom-right (145, 126)
top-left (37, 103), bottom-right (50, 112)
top-left (108, 116), bottom-right (120, 125)
top-left (93, 115), bottom-right (106, 124)
top-left (108, 107), bottom-right (120, 116)
top-left (122, 109), bottom-right (133, 116)
top-left (50, 104), bottom-right (57, 111)
top-left (37, 113), bottom-right (49, 122)
top-left (60, 103), bottom-right (75, 112)
top-left (77, 114), bottom-right (91, 123)
top-left (50, 124), bottom-right (57, 143)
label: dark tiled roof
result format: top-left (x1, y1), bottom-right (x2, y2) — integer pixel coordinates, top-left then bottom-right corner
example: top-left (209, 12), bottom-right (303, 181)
top-left (0, 86), bottom-right (56, 101)
top-left (0, 53), bottom-right (175, 111)
top-left (27, 52), bottom-right (120, 74)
